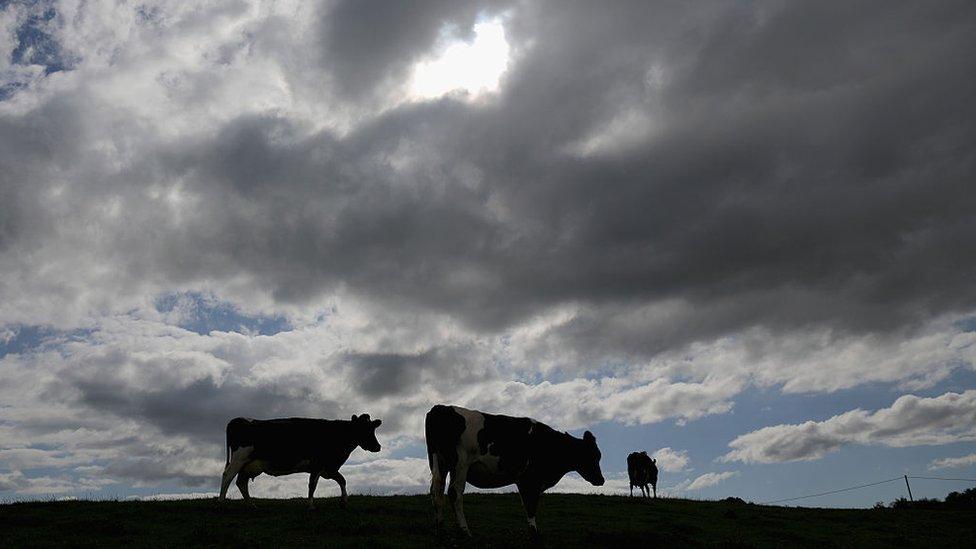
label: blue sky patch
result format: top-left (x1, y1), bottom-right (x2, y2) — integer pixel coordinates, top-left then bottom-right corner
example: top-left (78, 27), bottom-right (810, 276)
top-left (154, 292), bottom-right (291, 336)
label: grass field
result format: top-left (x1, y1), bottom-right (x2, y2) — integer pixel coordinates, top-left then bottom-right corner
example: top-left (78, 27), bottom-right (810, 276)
top-left (2, 493), bottom-right (974, 547)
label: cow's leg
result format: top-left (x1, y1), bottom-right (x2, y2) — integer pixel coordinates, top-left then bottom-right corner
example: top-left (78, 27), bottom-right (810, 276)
top-left (447, 464), bottom-right (470, 535)
top-left (219, 446), bottom-right (253, 502)
top-left (323, 471), bottom-right (348, 508)
top-left (517, 482), bottom-right (542, 538)
top-left (429, 455), bottom-right (448, 530)
top-left (308, 471), bottom-right (320, 510)
top-left (630, 483), bottom-right (634, 497)
top-left (235, 474), bottom-right (254, 507)
top-left (652, 482), bottom-right (657, 499)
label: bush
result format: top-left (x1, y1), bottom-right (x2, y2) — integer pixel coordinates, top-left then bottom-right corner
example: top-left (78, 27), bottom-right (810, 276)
top-left (944, 488), bottom-right (976, 508)
top-left (884, 487), bottom-right (976, 510)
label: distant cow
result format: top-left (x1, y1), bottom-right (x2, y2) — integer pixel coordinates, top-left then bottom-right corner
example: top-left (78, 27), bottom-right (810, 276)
top-left (627, 451), bottom-right (657, 498)
top-left (425, 404), bottom-right (605, 536)
top-left (219, 414), bottom-right (382, 509)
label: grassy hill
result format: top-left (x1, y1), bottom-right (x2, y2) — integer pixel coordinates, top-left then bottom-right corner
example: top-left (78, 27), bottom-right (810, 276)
top-left (2, 493), bottom-right (973, 547)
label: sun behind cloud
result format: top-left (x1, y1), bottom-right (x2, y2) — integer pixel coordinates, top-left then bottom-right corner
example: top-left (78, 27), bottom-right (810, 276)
top-left (407, 17), bottom-right (510, 100)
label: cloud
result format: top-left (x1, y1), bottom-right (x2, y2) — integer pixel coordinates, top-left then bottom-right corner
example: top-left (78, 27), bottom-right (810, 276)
top-left (0, 312), bottom-right (740, 491)
top-left (2, 1), bottom-right (975, 337)
top-left (687, 471), bottom-right (739, 491)
top-left (928, 454), bottom-right (976, 470)
top-left (0, 470), bottom-right (115, 495)
top-left (2, 0), bottom-right (976, 498)
top-left (723, 391), bottom-right (976, 464)
top-left (652, 447), bottom-right (690, 473)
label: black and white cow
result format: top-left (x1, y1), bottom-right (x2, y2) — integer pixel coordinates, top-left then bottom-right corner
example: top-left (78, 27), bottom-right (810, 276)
top-left (219, 414), bottom-right (382, 509)
top-left (425, 404), bottom-right (605, 536)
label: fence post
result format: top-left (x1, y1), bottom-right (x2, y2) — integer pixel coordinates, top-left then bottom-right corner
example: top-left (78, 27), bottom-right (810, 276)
top-left (904, 475), bottom-right (914, 502)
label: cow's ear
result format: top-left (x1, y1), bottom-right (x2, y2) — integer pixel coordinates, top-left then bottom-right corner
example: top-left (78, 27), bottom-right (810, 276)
top-left (583, 430), bottom-right (595, 443)
top-left (351, 414), bottom-right (359, 422)
top-left (372, 419), bottom-right (382, 428)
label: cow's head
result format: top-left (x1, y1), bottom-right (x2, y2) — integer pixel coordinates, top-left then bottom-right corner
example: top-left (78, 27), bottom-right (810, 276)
top-left (575, 431), bottom-right (605, 486)
top-left (350, 413), bottom-right (382, 452)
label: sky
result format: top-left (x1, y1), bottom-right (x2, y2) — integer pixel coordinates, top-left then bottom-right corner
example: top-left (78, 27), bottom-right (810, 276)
top-left (1, 0), bottom-right (975, 507)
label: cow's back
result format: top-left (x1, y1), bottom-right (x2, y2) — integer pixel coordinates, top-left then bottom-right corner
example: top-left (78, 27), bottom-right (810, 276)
top-left (227, 417), bottom-right (342, 467)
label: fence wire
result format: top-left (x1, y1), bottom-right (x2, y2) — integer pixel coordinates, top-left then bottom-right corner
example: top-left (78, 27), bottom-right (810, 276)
top-left (907, 476), bottom-right (976, 482)
top-left (761, 475), bottom-right (976, 505)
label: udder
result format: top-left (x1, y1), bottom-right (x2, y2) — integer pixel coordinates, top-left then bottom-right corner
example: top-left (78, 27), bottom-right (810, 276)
top-left (466, 460), bottom-right (516, 489)
top-left (241, 459), bottom-right (312, 477)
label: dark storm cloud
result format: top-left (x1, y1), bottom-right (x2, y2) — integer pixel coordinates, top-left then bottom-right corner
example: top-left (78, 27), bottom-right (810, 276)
top-left (344, 345), bottom-right (488, 398)
top-left (349, 351), bottom-right (434, 397)
top-left (74, 376), bottom-right (338, 441)
top-left (144, 0), bottom-right (976, 342)
top-left (4, 0), bottom-right (976, 345)
top-left (103, 458), bottom-right (213, 488)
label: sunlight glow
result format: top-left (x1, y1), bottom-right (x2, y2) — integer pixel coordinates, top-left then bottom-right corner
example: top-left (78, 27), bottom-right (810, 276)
top-left (408, 19), bottom-right (510, 100)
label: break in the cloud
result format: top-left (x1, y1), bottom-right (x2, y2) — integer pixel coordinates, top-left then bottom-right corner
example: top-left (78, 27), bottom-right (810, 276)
top-left (2, 0), bottom-right (976, 499)
top-left (928, 454), bottom-right (976, 471)
top-left (723, 391), bottom-right (976, 464)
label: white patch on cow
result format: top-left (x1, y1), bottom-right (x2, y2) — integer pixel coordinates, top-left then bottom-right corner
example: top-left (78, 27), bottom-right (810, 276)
top-left (453, 406), bottom-right (485, 455)
top-left (219, 445), bottom-right (255, 500)
top-left (451, 406), bottom-right (517, 489)
top-left (528, 517), bottom-right (537, 529)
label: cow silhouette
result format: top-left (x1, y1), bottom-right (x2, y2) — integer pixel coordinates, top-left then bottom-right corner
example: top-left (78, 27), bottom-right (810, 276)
top-left (627, 451), bottom-right (657, 498)
top-left (426, 404), bottom-right (605, 537)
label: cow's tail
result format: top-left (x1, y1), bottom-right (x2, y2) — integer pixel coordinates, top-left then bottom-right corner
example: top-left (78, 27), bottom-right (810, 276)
top-left (225, 421), bottom-right (232, 465)
top-left (424, 407), bottom-right (440, 471)
top-left (424, 405), bottom-right (464, 475)
top-left (225, 417), bottom-right (248, 465)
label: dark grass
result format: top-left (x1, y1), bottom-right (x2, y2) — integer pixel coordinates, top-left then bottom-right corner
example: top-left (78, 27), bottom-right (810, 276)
top-left (2, 494), bottom-right (974, 548)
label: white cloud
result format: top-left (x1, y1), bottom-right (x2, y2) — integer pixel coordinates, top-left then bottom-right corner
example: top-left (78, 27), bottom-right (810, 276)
top-left (548, 473), bottom-right (629, 495)
top-left (686, 471), bottom-right (738, 491)
top-left (0, 470), bottom-right (116, 495)
top-left (0, 311), bottom-right (740, 494)
top-left (723, 391), bottom-right (976, 464)
top-left (128, 492), bottom-right (215, 501)
top-left (652, 447), bottom-right (690, 472)
top-left (928, 454), bottom-right (976, 470)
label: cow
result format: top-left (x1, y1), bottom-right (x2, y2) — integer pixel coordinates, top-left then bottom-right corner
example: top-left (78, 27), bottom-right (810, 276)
top-left (627, 451), bottom-right (657, 498)
top-left (218, 414), bottom-right (382, 509)
top-left (425, 404), bottom-right (605, 537)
